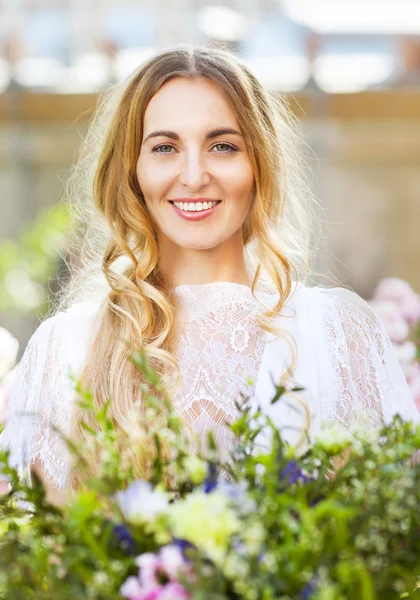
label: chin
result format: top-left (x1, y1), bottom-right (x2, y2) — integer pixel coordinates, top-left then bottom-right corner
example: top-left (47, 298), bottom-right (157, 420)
top-left (173, 236), bottom-right (222, 251)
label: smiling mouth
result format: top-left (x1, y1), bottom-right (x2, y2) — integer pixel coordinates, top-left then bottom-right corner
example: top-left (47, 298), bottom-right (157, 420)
top-left (169, 200), bottom-right (221, 212)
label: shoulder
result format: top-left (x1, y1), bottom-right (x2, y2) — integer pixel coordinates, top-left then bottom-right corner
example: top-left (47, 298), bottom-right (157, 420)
top-left (33, 300), bottom-right (104, 338)
top-left (292, 283), bottom-right (387, 342)
top-left (23, 300), bottom-right (104, 376)
top-left (296, 284), bottom-right (376, 318)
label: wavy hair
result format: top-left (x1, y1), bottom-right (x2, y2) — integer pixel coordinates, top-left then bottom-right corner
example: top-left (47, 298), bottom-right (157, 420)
top-left (55, 45), bottom-right (321, 490)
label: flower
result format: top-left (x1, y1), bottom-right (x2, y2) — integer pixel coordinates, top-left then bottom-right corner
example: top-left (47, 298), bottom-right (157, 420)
top-left (404, 361), bottom-right (420, 410)
top-left (115, 480), bottom-right (169, 524)
top-left (112, 523), bottom-right (136, 555)
top-left (203, 461), bottom-right (218, 494)
top-left (168, 490), bottom-right (241, 564)
top-left (374, 277), bottom-right (420, 325)
top-left (395, 340), bottom-right (417, 366)
top-left (120, 545), bottom-right (191, 600)
top-left (210, 479), bottom-right (256, 515)
top-left (183, 455), bottom-right (206, 485)
top-left (0, 327), bottom-right (19, 380)
top-left (280, 460), bottom-right (310, 485)
top-left (313, 423), bottom-right (353, 455)
top-left (369, 300), bottom-right (410, 343)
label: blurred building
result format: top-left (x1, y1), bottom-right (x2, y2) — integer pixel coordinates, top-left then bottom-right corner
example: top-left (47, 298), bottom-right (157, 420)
top-left (1, 0), bottom-right (420, 342)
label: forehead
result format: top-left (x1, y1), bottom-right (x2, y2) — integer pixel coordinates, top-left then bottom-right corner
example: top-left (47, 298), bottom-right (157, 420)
top-left (143, 76), bottom-right (241, 132)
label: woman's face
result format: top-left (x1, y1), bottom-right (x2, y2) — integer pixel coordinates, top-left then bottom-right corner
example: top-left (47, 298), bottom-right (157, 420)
top-left (136, 77), bottom-right (254, 251)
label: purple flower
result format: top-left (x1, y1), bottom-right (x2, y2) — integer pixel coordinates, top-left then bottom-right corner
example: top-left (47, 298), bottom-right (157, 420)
top-left (280, 460), bottom-right (309, 485)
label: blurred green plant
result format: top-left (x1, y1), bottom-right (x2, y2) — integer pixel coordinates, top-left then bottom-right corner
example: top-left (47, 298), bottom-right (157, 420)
top-left (0, 204), bottom-right (71, 315)
top-left (0, 346), bottom-right (420, 600)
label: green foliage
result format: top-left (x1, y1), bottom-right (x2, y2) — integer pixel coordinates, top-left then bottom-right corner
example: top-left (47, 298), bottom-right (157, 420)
top-left (0, 346), bottom-right (420, 599)
top-left (0, 203), bottom-right (71, 314)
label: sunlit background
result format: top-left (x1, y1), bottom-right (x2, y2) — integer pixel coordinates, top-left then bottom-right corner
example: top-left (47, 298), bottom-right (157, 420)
top-left (1, 0), bottom-right (420, 350)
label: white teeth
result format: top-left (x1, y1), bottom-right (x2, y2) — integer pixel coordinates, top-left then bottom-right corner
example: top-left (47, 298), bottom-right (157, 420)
top-left (173, 201), bottom-right (218, 212)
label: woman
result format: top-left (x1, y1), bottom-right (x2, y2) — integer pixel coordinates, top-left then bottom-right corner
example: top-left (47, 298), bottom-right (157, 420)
top-left (1, 46), bottom-right (418, 506)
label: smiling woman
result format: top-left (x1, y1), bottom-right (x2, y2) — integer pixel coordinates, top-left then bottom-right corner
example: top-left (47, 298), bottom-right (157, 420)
top-left (136, 77), bottom-right (255, 262)
top-left (1, 45), bottom-right (418, 506)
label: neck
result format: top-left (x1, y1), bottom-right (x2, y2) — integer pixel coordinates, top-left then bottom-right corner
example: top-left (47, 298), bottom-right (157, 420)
top-left (158, 232), bottom-right (251, 290)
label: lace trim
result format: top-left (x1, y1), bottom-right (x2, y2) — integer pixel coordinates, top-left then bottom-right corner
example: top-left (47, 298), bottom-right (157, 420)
top-left (169, 284), bottom-right (269, 461)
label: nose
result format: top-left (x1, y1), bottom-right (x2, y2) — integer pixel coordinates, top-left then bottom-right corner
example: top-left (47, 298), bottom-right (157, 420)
top-left (178, 150), bottom-right (210, 191)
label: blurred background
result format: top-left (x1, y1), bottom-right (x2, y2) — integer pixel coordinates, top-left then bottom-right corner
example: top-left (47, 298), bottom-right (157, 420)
top-left (1, 0), bottom-right (420, 352)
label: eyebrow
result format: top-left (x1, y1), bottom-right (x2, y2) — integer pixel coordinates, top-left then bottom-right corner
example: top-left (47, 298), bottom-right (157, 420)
top-left (142, 127), bottom-right (244, 144)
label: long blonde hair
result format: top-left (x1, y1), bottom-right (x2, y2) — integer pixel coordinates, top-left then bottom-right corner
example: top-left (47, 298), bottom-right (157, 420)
top-left (55, 45), bottom-right (321, 489)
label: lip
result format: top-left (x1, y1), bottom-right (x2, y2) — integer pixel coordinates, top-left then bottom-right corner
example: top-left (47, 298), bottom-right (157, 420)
top-left (169, 198), bottom-right (220, 203)
top-left (169, 200), bottom-right (221, 221)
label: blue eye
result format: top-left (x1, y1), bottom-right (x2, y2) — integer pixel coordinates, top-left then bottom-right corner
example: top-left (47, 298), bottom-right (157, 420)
top-left (212, 143), bottom-right (237, 153)
top-left (153, 144), bottom-right (175, 154)
top-left (152, 142), bottom-right (238, 155)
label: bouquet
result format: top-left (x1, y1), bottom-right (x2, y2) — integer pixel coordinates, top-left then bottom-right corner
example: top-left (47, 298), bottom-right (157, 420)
top-left (1, 347), bottom-right (420, 600)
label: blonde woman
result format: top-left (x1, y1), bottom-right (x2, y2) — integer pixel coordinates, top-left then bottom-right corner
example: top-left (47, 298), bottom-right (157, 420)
top-left (1, 46), bottom-right (418, 506)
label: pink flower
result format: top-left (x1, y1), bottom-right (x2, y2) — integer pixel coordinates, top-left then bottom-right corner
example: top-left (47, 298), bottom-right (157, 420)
top-left (404, 362), bottom-right (420, 411)
top-left (120, 546), bottom-right (192, 600)
top-left (120, 576), bottom-right (144, 600)
top-left (374, 278), bottom-right (420, 325)
top-left (395, 341), bottom-right (417, 369)
top-left (159, 582), bottom-right (190, 599)
top-left (369, 300), bottom-right (410, 343)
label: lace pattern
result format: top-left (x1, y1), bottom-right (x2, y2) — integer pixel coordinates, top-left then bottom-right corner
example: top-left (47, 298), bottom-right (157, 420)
top-left (319, 287), bottom-right (420, 429)
top-left (0, 315), bottom-right (74, 490)
top-left (169, 283), bottom-right (267, 461)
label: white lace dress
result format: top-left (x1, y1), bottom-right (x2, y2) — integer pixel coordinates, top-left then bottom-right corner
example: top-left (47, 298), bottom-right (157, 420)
top-left (1, 282), bottom-right (419, 491)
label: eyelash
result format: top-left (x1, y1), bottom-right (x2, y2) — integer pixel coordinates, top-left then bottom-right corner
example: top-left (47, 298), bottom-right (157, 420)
top-left (152, 143), bottom-right (238, 155)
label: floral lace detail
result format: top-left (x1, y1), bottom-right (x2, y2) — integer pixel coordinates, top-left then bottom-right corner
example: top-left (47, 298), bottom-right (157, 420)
top-left (168, 283), bottom-right (269, 461)
top-left (319, 287), bottom-right (419, 430)
top-left (0, 315), bottom-right (75, 490)
top-left (0, 302), bottom-right (101, 491)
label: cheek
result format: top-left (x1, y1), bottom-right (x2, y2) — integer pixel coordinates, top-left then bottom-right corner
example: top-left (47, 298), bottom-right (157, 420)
top-left (223, 160), bottom-right (254, 203)
top-left (136, 156), bottom-right (172, 199)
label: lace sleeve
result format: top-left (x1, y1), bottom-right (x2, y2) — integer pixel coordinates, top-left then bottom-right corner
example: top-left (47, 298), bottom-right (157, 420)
top-left (0, 313), bottom-right (76, 491)
top-left (319, 287), bottom-right (420, 430)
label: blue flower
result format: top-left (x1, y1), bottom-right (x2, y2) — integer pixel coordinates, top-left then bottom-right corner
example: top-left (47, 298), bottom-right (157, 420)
top-left (172, 537), bottom-right (196, 558)
top-left (300, 581), bottom-right (315, 599)
top-left (105, 521), bottom-right (136, 555)
top-left (203, 462), bottom-right (218, 494)
top-left (300, 574), bottom-right (319, 599)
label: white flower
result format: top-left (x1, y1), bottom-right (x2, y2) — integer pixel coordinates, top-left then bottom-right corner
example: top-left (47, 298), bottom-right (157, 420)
top-left (0, 327), bottom-right (19, 380)
top-left (115, 480), bottom-right (169, 523)
top-left (314, 423), bottom-right (353, 454)
top-left (120, 575), bottom-right (142, 598)
top-left (183, 455), bottom-right (207, 484)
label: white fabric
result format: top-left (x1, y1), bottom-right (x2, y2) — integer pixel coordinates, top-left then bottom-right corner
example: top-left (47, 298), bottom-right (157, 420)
top-left (1, 282), bottom-right (419, 490)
